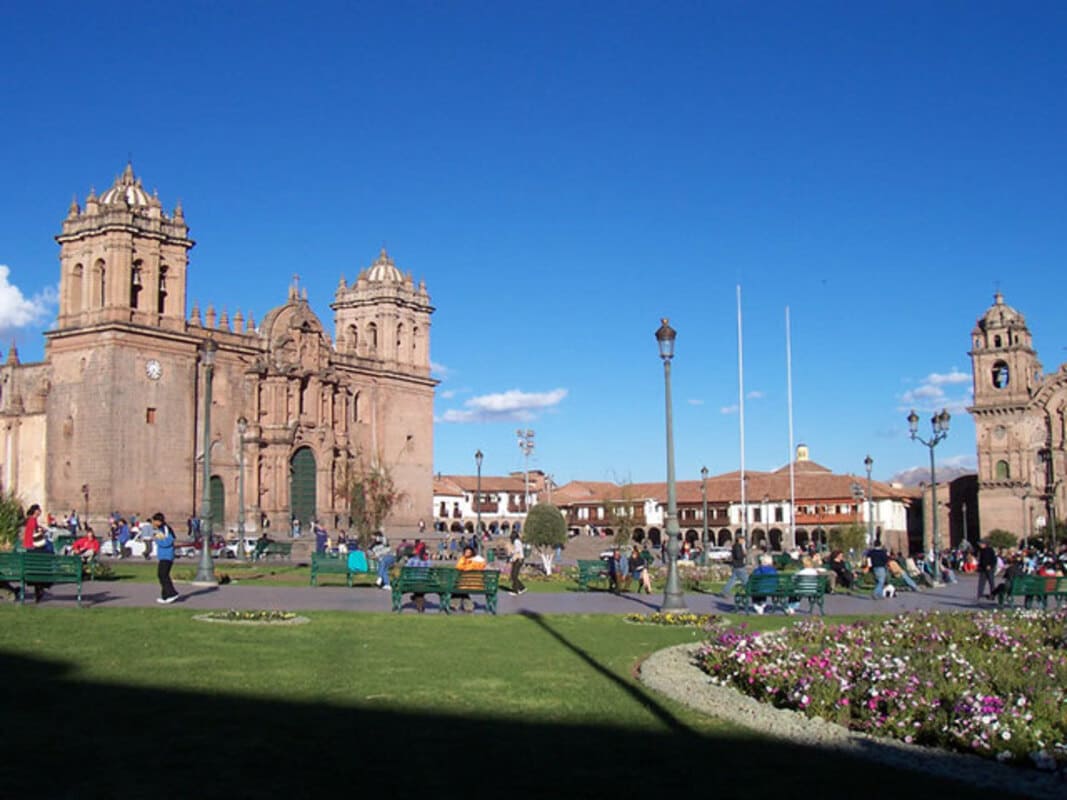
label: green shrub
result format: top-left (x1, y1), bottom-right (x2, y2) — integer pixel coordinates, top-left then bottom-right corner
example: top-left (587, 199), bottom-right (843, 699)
top-left (986, 529), bottom-right (1017, 550)
top-left (0, 490), bottom-right (24, 549)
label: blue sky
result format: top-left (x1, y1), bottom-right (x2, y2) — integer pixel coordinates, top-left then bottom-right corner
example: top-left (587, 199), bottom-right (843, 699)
top-left (2, 1), bottom-right (1066, 485)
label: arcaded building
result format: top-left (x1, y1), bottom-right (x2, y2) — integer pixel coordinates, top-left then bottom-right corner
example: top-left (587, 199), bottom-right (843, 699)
top-left (968, 292), bottom-right (1065, 539)
top-left (0, 164), bottom-right (436, 534)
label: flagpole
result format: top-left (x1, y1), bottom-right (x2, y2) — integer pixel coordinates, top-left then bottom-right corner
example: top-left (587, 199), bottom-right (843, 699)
top-left (786, 306), bottom-right (796, 551)
top-left (737, 286), bottom-right (747, 543)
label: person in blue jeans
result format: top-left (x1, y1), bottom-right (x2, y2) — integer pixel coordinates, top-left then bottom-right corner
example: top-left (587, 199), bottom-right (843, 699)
top-left (867, 540), bottom-right (889, 600)
top-left (720, 533), bottom-right (748, 596)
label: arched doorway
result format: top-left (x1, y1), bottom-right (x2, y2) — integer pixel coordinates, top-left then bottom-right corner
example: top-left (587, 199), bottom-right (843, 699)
top-left (209, 475), bottom-right (225, 533)
top-left (648, 528), bottom-right (661, 546)
top-left (290, 447), bottom-right (317, 530)
top-left (718, 529), bottom-right (732, 546)
top-left (768, 528), bottom-right (783, 551)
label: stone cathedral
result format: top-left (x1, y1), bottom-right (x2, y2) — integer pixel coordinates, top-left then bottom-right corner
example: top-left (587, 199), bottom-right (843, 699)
top-left (0, 164), bottom-right (436, 534)
top-left (969, 292), bottom-right (1065, 539)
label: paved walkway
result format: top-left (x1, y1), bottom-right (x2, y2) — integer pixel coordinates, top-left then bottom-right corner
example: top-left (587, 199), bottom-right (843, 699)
top-left (17, 572), bottom-right (995, 615)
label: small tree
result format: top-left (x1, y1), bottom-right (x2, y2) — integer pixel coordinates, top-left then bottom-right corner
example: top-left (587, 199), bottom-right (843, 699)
top-left (829, 523), bottom-right (867, 556)
top-left (602, 482), bottom-right (636, 547)
top-left (986, 528), bottom-right (1017, 550)
top-left (0, 490), bottom-right (23, 549)
top-left (523, 503), bottom-right (567, 575)
top-left (347, 460), bottom-right (405, 547)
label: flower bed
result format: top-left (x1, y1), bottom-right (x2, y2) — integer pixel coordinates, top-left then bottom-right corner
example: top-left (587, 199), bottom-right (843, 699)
top-left (696, 610), bottom-right (1067, 771)
top-left (625, 612), bottom-right (724, 630)
top-left (193, 609), bottom-right (309, 625)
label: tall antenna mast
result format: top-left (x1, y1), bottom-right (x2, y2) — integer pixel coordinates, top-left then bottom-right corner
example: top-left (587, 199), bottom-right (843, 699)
top-left (737, 285), bottom-right (747, 542)
top-left (786, 306), bottom-right (796, 551)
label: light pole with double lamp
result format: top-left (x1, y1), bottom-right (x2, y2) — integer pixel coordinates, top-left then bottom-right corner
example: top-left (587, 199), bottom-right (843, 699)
top-left (864, 454), bottom-right (874, 547)
top-left (1038, 448), bottom-right (1059, 550)
top-left (236, 416), bottom-right (247, 561)
top-left (656, 318), bottom-right (686, 611)
top-left (908, 408), bottom-right (950, 582)
top-left (700, 466), bottom-right (709, 565)
top-left (475, 449), bottom-right (484, 553)
top-left (194, 339), bottom-right (218, 586)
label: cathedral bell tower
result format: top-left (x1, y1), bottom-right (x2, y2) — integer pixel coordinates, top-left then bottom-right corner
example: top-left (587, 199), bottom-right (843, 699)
top-left (55, 163), bottom-right (194, 332)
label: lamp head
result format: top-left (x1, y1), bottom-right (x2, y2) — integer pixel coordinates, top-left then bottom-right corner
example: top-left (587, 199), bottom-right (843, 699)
top-left (864, 454), bottom-right (873, 472)
top-left (202, 337), bottom-right (218, 367)
top-left (907, 409), bottom-right (919, 437)
top-left (655, 318), bottom-right (676, 361)
top-left (475, 449), bottom-right (483, 468)
top-left (701, 465), bottom-right (709, 479)
top-left (936, 409), bottom-right (951, 433)
top-left (237, 416), bottom-right (248, 434)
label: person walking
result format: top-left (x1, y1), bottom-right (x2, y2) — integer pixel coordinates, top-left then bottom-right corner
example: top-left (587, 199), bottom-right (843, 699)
top-left (976, 539), bottom-right (997, 601)
top-left (150, 512), bottom-right (180, 604)
top-left (867, 539), bottom-right (890, 600)
top-left (508, 532), bottom-right (527, 596)
top-left (720, 533), bottom-right (748, 596)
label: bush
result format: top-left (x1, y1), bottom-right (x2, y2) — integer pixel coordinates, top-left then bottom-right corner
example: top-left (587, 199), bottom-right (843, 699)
top-left (0, 490), bottom-right (24, 549)
top-left (986, 529), bottom-right (1018, 550)
top-left (828, 523), bottom-right (866, 555)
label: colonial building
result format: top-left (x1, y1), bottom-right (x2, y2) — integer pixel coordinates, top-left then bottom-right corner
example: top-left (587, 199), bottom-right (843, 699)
top-left (968, 292), bottom-right (1065, 540)
top-left (551, 447), bottom-right (917, 552)
top-left (432, 471), bottom-right (548, 534)
top-left (0, 164), bottom-right (435, 534)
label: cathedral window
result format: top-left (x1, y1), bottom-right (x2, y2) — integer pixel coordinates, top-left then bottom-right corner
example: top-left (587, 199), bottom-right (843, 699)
top-left (95, 259), bottom-right (106, 307)
top-left (130, 262), bottom-right (143, 309)
top-left (367, 322), bottom-right (378, 352)
top-left (347, 324), bottom-right (357, 352)
top-left (992, 360), bottom-right (1010, 389)
top-left (995, 460), bottom-right (1010, 480)
top-left (70, 264), bottom-right (83, 312)
top-left (994, 335), bottom-right (1002, 347)
top-left (157, 266), bottom-right (168, 315)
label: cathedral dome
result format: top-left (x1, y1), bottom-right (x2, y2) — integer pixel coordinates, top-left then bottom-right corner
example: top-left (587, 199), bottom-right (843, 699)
top-left (99, 163), bottom-right (154, 207)
top-left (977, 291), bottom-right (1027, 331)
top-left (365, 248), bottom-right (404, 282)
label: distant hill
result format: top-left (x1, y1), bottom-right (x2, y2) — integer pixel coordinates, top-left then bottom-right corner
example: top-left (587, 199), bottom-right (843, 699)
top-left (889, 465), bottom-right (976, 487)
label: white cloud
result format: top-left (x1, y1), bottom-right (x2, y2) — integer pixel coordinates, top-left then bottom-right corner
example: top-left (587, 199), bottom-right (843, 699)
top-left (430, 361), bottom-right (451, 379)
top-left (0, 265), bottom-right (56, 331)
top-left (746, 390), bottom-right (765, 400)
top-left (687, 398), bottom-right (704, 406)
top-left (439, 389), bottom-right (457, 399)
top-left (437, 388), bottom-right (568, 424)
top-left (720, 404), bottom-right (739, 415)
top-left (899, 368), bottom-right (973, 414)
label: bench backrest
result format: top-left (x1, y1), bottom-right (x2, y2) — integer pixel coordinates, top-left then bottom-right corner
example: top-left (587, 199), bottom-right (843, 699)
top-left (455, 569), bottom-right (499, 592)
top-left (791, 573), bottom-right (826, 594)
top-left (21, 552), bottom-right (81, 579)
top-left (1011, 575), bottom-right (1050, 594)
top-left (0, 552), bottom-right (21, 579)
top-left (398, 566), bottom-right (458, 591)
top-left (747, 573), bottom-right (783, 594)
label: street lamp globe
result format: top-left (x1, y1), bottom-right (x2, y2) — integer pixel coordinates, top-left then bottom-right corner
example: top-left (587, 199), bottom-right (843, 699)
top-left (655, 318), bottom-right (676, 361)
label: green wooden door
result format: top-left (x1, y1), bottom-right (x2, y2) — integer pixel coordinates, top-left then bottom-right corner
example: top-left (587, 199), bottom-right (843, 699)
top-left (290, 448), bottom-right (316, 529)
top-left (209, 475), bottom-right (225, 533)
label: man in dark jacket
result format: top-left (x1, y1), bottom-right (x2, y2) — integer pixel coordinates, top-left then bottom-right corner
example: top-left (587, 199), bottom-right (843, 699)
top-left (720, 533), bottom-right (748, 596)
top-left (976, 540), bottom-right (998, 601)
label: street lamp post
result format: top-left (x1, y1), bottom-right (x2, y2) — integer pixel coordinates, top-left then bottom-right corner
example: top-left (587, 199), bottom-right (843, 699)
top-left (475, 449), bottom-right (484, 553)
top-left (864, 454), bottom-right (874, 547)
top-left (908, 408), bottom-right (950, 582)
top-left (193, 339), bottom-right (218, 586)
top-left (516, 429), bottom-right (535, 510)
top-left (236, 416), bottom-right (247, 561)
top-left (700, 466), bottom-right (709, 566)
top-left (1039, 448), bottom-right (1059, 551)
top-left (656, 318), bottom-right (686, 611)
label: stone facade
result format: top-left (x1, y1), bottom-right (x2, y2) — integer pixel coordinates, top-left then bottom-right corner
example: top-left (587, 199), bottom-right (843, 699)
top-left (968, 292), bottom-right (1065, 541)
top-left (0, 165), bottom-right (436, 535)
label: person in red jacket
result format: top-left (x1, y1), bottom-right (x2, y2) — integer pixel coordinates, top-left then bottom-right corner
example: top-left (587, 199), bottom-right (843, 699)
top-left (22, 504), bottom-right (47, 550)
top-left (72, 527), bottom-right (101, 562)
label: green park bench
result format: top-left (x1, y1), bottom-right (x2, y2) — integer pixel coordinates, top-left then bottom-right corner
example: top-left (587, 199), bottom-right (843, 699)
top-left (576, 559), bottom-right (608, 591)
top-left (310, 552), bottom-right (354, 586)
top-left (0, 551), bottom-right (83, 606)
top-left (391, 565), bottom-right (458, 613)
top-left (997, 575), bottom-right (1059, 609)
top-left (734, 573), bottom-right (827, 615)
top-left (308, 551), bottom-right (380, 586)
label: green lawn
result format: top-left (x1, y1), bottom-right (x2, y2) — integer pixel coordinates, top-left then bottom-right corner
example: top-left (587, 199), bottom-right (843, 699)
top-left (0, 608), bottom-right (1009, 799)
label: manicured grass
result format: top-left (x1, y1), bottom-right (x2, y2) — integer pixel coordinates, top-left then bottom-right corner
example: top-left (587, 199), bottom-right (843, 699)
top-left (0, 609), bottom-right (1011, 799)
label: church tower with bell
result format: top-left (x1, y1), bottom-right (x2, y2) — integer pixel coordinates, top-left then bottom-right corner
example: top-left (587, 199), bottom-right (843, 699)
top-left (969, 292), bottom-right (1065, 540)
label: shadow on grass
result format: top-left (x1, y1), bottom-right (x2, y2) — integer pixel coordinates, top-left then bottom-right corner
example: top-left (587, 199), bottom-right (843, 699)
top-left (0, 648), bottom-right (1031, 800)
